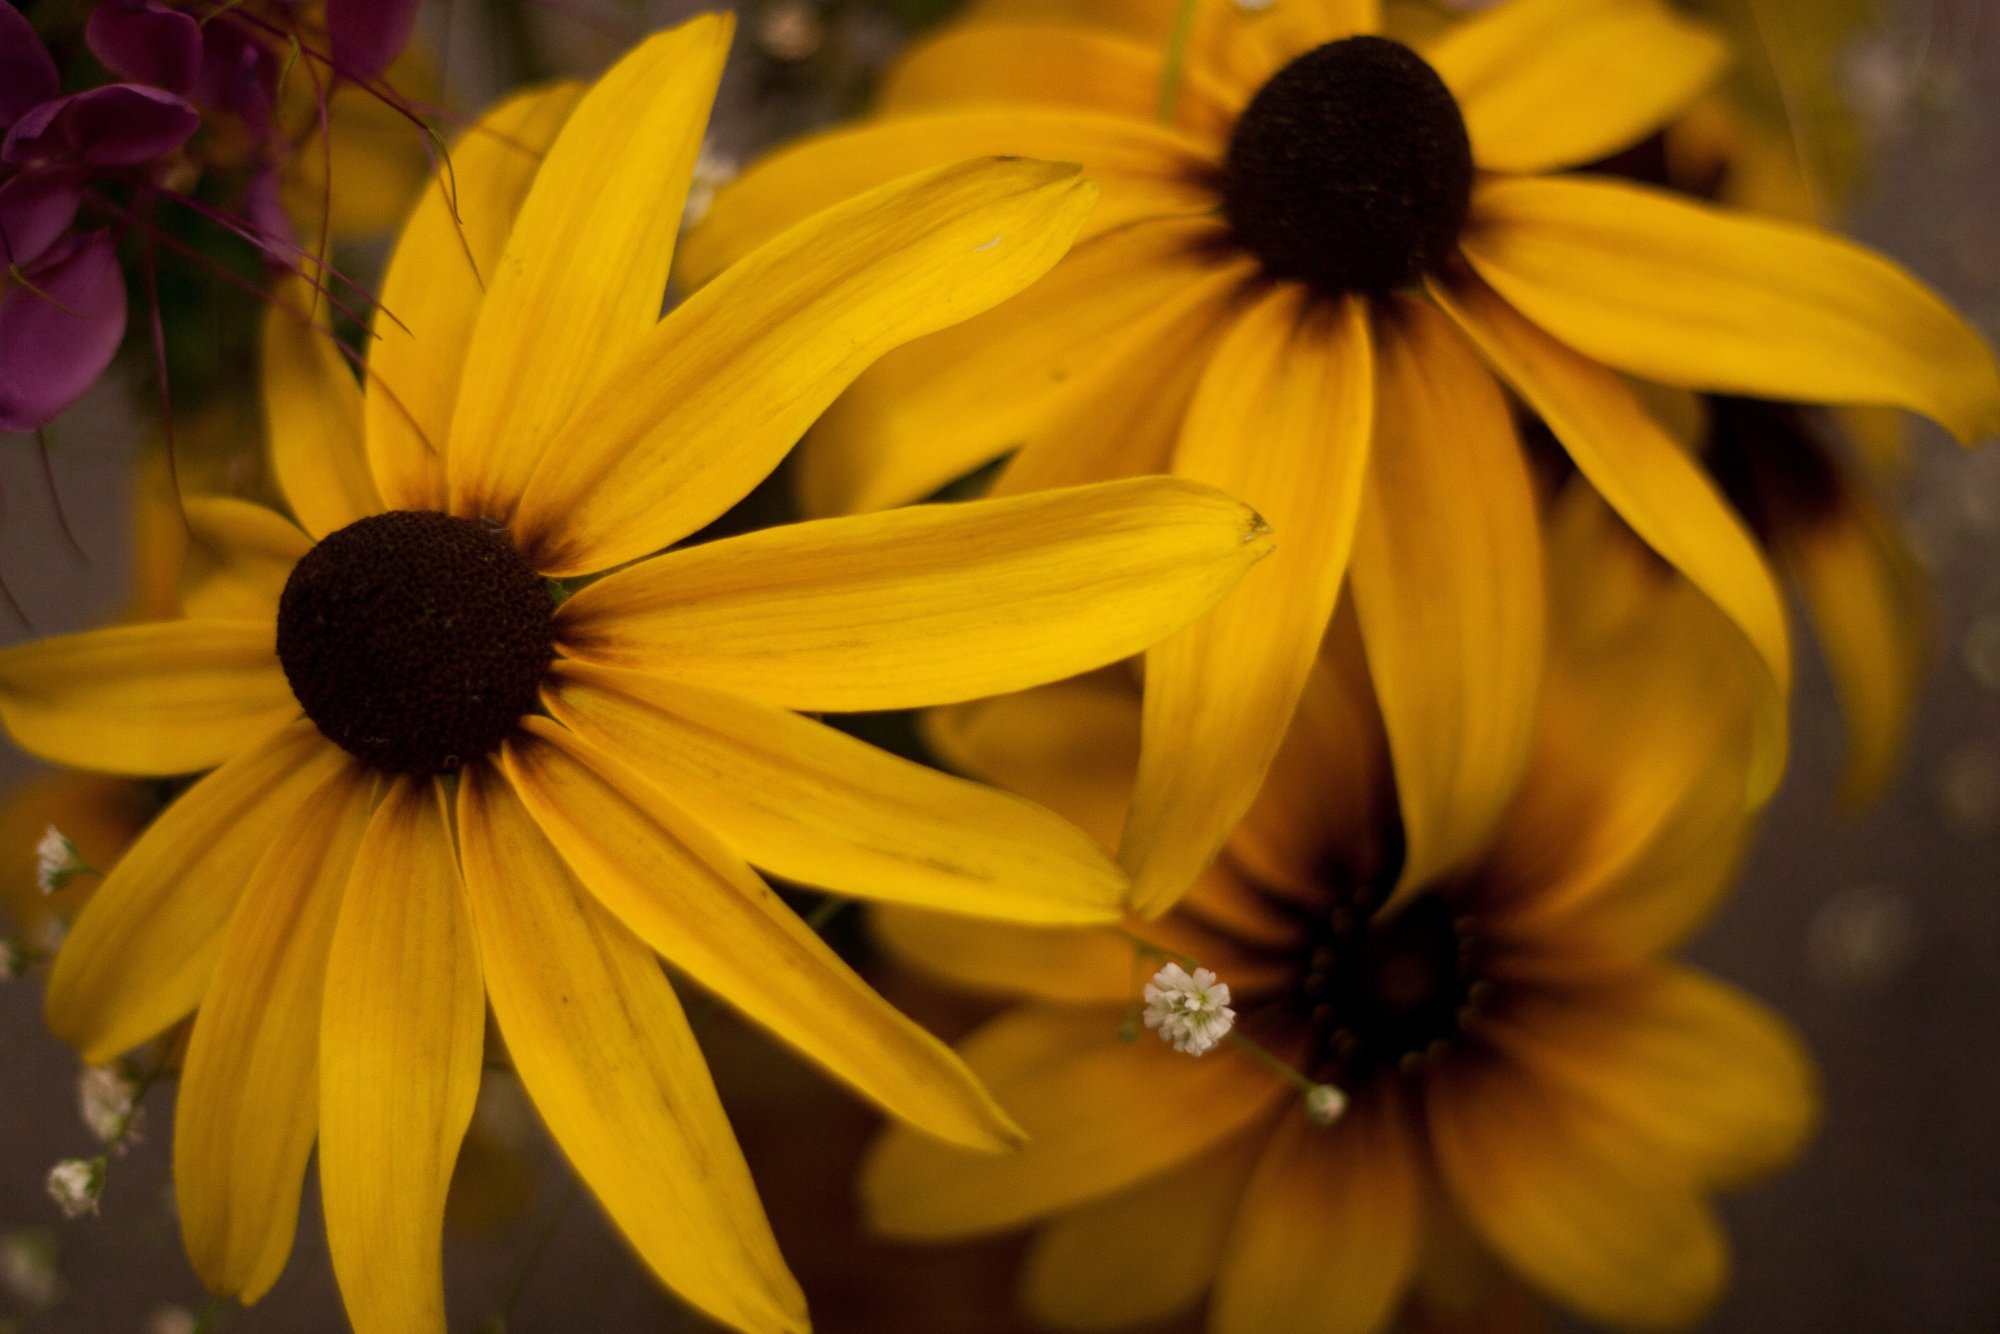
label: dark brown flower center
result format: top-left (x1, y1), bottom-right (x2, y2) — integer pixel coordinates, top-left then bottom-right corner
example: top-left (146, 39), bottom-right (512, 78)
top-left (275, 510), bottom-right (553, 775)
top-left (1221, 35), bottom-right (1473, 297)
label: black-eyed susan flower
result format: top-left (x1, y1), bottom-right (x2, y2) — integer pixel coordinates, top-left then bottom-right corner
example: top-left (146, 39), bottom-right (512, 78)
top-left (685, 0), bottom-right (2000, 916)
top-left (863, 490), bottom-right (1817, 1334)
top-left (0, 16), bottom-right (1273, 1333)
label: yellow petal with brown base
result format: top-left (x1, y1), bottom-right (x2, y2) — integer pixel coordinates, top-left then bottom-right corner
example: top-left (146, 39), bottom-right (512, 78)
top-left (1433, 273), bottom-right (1791, 803)
top-left (1462, 175), bottom-right (2000, 443)
top-left (1124, 289), bottom-right (1373, 917)
top-left (554, 477), bottom-right (1272, 713)
top-left (179, 497), bottom-right (309, 622)
top-left (1427, 0), bottom-right (1729, 174)
top-left (455, 766), bottom-right (805, 1334)
top-left (862, 1005), bottom-right (1293, 1237)
top-left (46, 722), bottom-right (343, 1062)
top-left (446, 16), bottom-right (732, 524)
top-left (175, 758), bottom-right (374, 1302)
top-left (263, 279), bottom-right (379, 539)
top-left (320, 779), bottom-right (484, 1334)
top-left (542, 662), bottom-right (1122, 923)
top-left (0, 621), bottom-right (299, 775)
top-left (514, 158), bottom-right (1101, 574)
top-left (364, 83), bottom-right (583, 509)
top-left (1352, 297), bottom-right (1543, 899)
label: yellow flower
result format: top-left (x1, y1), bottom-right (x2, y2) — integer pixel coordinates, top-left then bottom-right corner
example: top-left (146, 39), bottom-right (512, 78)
top-left (685, 0), bottom-right (2000, 915)
top-left (864, 489), bottom-right (1818, 1333)
top-left (0, 16), bottom-right (1272, 1334)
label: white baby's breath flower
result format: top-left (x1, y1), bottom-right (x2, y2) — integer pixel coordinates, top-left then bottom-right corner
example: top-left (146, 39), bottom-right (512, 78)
top-left (1304, 1083), bottom-right (1349, 1127)
top-left (35, 826), bottom-right (84, 895)
top-left (45, 1159), bottom-right (102, 1219)
top-left (78, 1067), bottom-right (140, 1145)
top-left (1142, 962), bottom-right (1235, 1056)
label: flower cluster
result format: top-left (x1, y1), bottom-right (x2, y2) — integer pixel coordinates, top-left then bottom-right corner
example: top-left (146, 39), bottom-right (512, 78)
top-left (1141, 961), bottom-right (1235, 1056)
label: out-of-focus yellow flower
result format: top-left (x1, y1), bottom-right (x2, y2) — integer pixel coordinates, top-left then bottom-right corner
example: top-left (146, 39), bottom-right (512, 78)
top-left (864, 488), bottom-right (1818, 1334)
top-left (0, 16), bottom-right (1273, 1334)
top-left (687, 0), bottom-right (2000, 916)
top-left (283, 44), bottom-right (439, 245)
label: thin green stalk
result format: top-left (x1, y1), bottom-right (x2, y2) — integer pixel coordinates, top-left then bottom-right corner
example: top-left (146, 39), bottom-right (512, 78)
top-left (1157, 0), bottom-right (1204, 124)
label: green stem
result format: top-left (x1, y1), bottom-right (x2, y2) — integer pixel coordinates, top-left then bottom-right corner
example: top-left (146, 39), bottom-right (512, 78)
top-left (1156, 0), bottom-right (1204, 125)
top-left (1224, 1031), bottom-right (1319, 1096)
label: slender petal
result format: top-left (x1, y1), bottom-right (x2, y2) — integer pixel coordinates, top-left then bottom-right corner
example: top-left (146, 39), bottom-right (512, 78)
top-left (320, 779), bottom-right (484, 1334)
top-left (0, 231), bottom-right (126, 432)
top-left (502, 719), bottom-right (1022, 1151)
top-left (678, 109), bottom-right (1220, 290)
top-left (1211, 1097), bottom-right (1424, 1334)
top-left (1433, 273), bottom-right (1791, 801)
top-left (455, 766), bottom-right (805, 1334)
top-left (556, 477), bottom-right (1271, 712)
top-left (1429, 1050), bottom-right (1729, 1330)
top-left (179, 497), bottom-right (309, 621)
top-left (515, 159), bottom-right (1102, 573)
top-left (1351, 297), bottom-right (1543, 898)
top-left (862, 1005), bottom-right (1293, 1237)
top-left (797, 217), bottom-right (1234, 518)
top-left (1461, 175), bottom-right (2000, 443)
top-left (446, 16), bottom-right (732, 524)
top-left (45, 723), bottom-right (342, 1062)
top-left (175, 759), bottom-right (374, 1302)
top-left (1021, 1136), bottom-right (1261, 1330)
top-left (541, 662), bottom-right (1123, 923)
top-left (1124, 289), bottom-right (1372, 916)
top-left (263, 278), bottom-right (379, 539)
top-left (0, 621), bottom-right (298, 775)
top-left (871, 907), bottom-right (1139, 1006)
top-left (364, 84), bottom-right (582, 509)
top-left (1427, 0), bottom-right (1729, 174)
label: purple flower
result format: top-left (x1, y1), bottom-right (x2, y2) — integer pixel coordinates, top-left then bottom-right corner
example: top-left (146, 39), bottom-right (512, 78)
top-left (86, 0), bottom-right (205, 96)
top-left (0, 170), bottom-right (83, 268)
top-left (0, 2), bottom-right (59, 127)
top-left (327, 0), bottom-right (422, 83)
top-left (0, 231), bottom-right (128, 433)
top-left (2, 84), bottom-right (201, 169)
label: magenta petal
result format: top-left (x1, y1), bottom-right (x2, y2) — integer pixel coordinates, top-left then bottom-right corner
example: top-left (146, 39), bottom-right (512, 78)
top-left (1, 85), bottom-right (201, 168)
top-left (194, 23), bottom-right (277, 130)
top-left (87, 1), bottom-right (205, 96)
top-left (326, 0), bottom-right (420, 83)
top-left (0, 232), bottom-right (128, 433)
top-left (0, 171), bottom-right (83, 268)
top-left (0, 1), bottom-right (60, 127)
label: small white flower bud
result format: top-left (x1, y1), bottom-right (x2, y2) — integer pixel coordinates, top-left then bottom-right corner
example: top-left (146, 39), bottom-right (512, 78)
top-left (147, 1304), bottom-right (200, 1334)
top-left (0, 1227), bottom-right (63, 1309)
top-left (35, 826), bottom-right (85, 895)
top-left (45, 1159), bottom-right (102, 1219)
top-left (1304, 1083), bottom-right (1349, 1127)
top-left (1143, 962), bottom-right (1236, 1057)
top-left (78, 1067), bottom-right (140, 1144)
top-left (682, 143), bottom-right (741, 231)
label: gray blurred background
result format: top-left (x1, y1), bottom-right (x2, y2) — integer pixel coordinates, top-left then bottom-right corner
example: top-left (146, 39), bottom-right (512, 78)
top-left (0, 1), bottom-right (1996, 1330)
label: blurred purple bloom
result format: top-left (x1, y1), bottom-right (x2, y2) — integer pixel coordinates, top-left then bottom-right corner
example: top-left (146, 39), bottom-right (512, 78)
top-left (0, 2), bottom-right (59, 127)
top-left (0, 171), bottom-right (83, 268)
top-left (193, 20), bottom-right (279, 131)
top-left (3, 85), bottom-right (201, 169)
top-left (0, 231), bottom-right (128, 433)
top-left (86, 0), bottom-right (204, 96)
top-left (327, 0), bottom-right (422, 83)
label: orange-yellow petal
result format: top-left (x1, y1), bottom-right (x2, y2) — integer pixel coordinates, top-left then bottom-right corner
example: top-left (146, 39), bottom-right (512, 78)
top-left (179, 497), bottom-right (309, 622)
top-left (263, 278), bottom-right (379, 539)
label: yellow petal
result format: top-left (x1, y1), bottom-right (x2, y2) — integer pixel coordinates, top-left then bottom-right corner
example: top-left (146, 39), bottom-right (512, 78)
top-left (364, 83), bottom-right (583, 510)
top-left (797, 216), bottom-right (1235, 518)
top-left (1427, 0), bottom-right (1730, 174)
top-left (501, 720), bottom-right (1024, 1152)
top-left (175, 758), bottom-right (374, 1301)
top-left (0, 621), bottom-right (299, 775)
top-left (555, 477), bottom-right (1272, 712)
top-left (320, 779), bottom-right (484, 1334)
top-left (45, 723), bottom-right (343, 1062)
top-left (871, 906), bottom-right (1139, 1006)
top-left (263, 278), bottom-right (379, 539)
top-left (179, 497), bottom-right (309, 622)
top-left (1021, 1135), bottom-right (1260, 1330)
top-left (1461, 175), bottom-right (2000, 443)
top-left (454, 765), bottom-right (806, 1334)
top-left (446, 15), bottom-right (732, 524)
top-left (514, 158), bottom-right (1102, 574)
top-left (862, 1005), bottom-right (1292, 1237)
top-left (1489, 967), bottom-right (1818, 1191)
top-left (879, 21), bottom-right (1238, 140)
top-left (1123, 289), bottom-right (1373, 916)
top-left (541, 662), bottom-right (1123, 923)
top-left (678, 109), bottom-right (1220, 291)
top-left (1432, 273), bottom-right (1791, 802)
top-left (1351, 297), bottom-right (1543, 898)
top-left (1211, 1097), bottom-right (1424, 1334)
top-left (1430, 1043), bottom-right (1729, 1330)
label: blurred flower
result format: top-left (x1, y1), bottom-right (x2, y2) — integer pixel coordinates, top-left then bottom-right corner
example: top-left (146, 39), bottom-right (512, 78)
top-left (865, 493), bottom-right (1818, 1333)
top-left (690, 0), bottom-right (2000, 916)
top-left (0, 1228), bottom-right (63, 1309)
top-left (77, 1064), bottom-right (142, 1144)
top-left (44, 1159), bottom-right (102, 1219)
top-left (0, 16), bottom-right (1271, 1334)
top-left (35, 826), bottom-right (86, 894)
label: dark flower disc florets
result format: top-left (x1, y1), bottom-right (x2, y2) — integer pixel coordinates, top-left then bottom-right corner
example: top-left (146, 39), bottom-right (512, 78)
top-left (1222, 35), bottom-right (1474, 298)
top-left (276, 510), bottom-right (554, 775)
